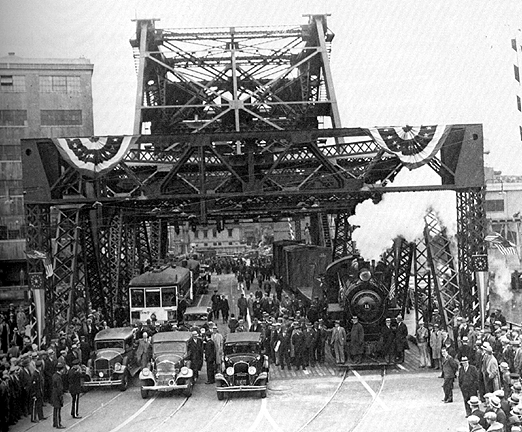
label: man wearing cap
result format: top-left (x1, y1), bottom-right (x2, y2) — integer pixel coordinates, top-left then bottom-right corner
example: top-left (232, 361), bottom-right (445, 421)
top-left (459, 355), bottom-right (479, 415)
top-left (430, 323), bottom-right (443, 369)
top-left (483, 343), bottom-right (501, 393)
top-left (52, 362), bottom-right (66, 428)
top-left (467, 414), bottom-right (486, 432)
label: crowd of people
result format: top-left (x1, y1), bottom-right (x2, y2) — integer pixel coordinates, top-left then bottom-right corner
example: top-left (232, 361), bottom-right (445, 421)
top-left (414, 307), bottom-right (522, 431)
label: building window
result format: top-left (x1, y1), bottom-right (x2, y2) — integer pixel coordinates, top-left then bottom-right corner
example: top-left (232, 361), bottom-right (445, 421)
top-left (485, 199), bottom-right (504, 212)
top-left (194, 230), bottom-right (199, 239)
top-left (228, 228), bottom-right (233, 237)
top-left (39, 75), bottom-right (81, 93)
top-left (212, 229), bottom-right (217, 238)
top-left (518, 95), bottom-right (521, 112)
top-left (229, 242), bottom-right (233, 245)
top-left (203, 230), bottom-right (208, 238)
top-left (41, 110), bottom-right (82, 126)
top-left (0, 75), bottom-right (26, 92)
top-left (203, 243), bottom-right (208, 247)
top-left (516, 65), bottom-right (520, 83)
top-left (0, 110), bottom-right (27, 126)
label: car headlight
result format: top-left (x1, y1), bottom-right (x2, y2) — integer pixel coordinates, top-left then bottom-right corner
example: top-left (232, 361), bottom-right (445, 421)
top-left (98, 371), bottom-right (104, 378)
top-left (168, 379), bottom-right (175, 386)
top-left (226, 367), bottom-right (234, 376)
top-left (248, 366), bottom-right (257, 375)
top-left (142, 368), bottom-right (150, 376)
top-left (180, 366), bottom-right (189, 375)
top-left (114, 363), bottom-right (122, 371)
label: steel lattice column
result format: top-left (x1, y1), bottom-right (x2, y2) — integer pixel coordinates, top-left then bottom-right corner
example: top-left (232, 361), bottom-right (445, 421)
top-left (424, 211), bottom-right (460, 328)
top-left (50, 206), bottom-right (87, 336)
top-left (412, 241), bottom-right (432, 325)
top-left (25, 204), bottom-right (51, 344)
top-left (332, 213), bottom-right (356, 261)
top-left (390, 238), bottom-right (415, 317)
top-left (456, 188), bottom-right (487, 324)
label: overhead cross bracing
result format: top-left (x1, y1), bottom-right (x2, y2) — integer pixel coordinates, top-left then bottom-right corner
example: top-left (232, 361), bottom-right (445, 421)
top-left (130, 15), bottom-right (340, 135)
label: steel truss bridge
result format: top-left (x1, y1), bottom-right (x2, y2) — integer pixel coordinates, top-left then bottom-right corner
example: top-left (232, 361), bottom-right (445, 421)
top-left (22, 15), bottom-right (488, 340)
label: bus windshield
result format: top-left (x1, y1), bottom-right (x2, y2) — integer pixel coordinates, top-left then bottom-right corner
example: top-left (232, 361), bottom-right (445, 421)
top-left (130, 288), bottom-right (144, 308)
top-left (161, 287), bottom-right (177, 307)
top-left (145, 290), bottom-right (161, 308)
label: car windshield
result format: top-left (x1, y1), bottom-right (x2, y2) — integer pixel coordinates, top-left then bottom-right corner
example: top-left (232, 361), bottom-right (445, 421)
top-left (224, 343), bottom-right (259, 355)
top-left (153, 341), bottom-right (186, 355)
top-left (96, 340), bottom-right (124, 351)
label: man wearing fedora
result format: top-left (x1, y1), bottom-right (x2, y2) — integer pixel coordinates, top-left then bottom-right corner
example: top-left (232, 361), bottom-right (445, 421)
top-left (458, 355), bottom-right (479, 415)
top-left (441, 347), bottom-right (459, 403)
top-left (468, 396), bottom-right (486, 429)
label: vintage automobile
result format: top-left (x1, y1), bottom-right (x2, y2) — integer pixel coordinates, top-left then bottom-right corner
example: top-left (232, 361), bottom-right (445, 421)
top-left (83, 327), bottom-right (140, 391)
top-left (182, 306), bottom-right (210, 330)
top-left (139, 331), bottom-right (194, 398)
top-left (215, 332), bottom-right (269, 399)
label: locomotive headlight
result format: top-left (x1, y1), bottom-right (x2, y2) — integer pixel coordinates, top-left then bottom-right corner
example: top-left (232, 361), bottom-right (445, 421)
top-left (248, 366), bottom-right (257, 375)
top-left (114, 362), bottom-right (122, 371)
top-left (142, 368), bottom-right (150, 376)
top-left (226, 367), bottom-right (234, 376)
top-left (180, 366), bottom-right (189, 375)
top-left (359, 269), bottom-right (371, 281)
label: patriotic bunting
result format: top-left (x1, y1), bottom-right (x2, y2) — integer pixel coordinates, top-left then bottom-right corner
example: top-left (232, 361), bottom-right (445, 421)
top-left (52, 136), bottom-right (138, 178)
top-left (367, 125), bottom-right (450, 169)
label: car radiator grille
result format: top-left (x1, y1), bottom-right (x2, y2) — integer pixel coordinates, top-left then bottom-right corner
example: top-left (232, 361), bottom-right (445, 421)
top-left (233, 362), bottom-right (250, 385)
top-left (94, 358), bottom-right (110, 375)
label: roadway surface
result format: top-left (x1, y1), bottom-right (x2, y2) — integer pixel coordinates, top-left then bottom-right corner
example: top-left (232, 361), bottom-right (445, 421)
top-left (11, 273), bottom-right (470, 432)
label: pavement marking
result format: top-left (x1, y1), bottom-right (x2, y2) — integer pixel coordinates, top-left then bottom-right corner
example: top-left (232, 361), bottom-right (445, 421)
top-left (107, 395), bottom-right (157, 432)
top-left (67, 392), bottom-right (124, 430)
top-left (397, 364), bottom-right (407, 371)
top-left (351, 370), bottom-right (387, 410)
top-left (246, 398), bottom-right (284, 432)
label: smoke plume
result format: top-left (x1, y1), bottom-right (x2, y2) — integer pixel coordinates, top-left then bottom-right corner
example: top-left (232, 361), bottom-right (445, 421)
top-left (348, 167), bottom-right (456, 261)
top-left (488, 256), bottom-right (515, 302)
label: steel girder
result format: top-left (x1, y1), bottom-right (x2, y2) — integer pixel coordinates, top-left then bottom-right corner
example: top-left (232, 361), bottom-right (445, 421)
top-left (25, 204), bottom-right (52, 343)
top-left (412, 239), bottom-right (432, 326)
top-left (424, 211), bottom-right (460, 328)
top-left (131, 15), bottom-right (340, 134)
top-left (457, 188), bottom-right (487, 324)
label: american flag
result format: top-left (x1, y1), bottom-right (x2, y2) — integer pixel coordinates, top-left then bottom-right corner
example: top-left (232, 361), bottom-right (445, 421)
top-left (25, 250), bottom-right (54, 278)
top-left (484, 232), bottom-right (518, 256)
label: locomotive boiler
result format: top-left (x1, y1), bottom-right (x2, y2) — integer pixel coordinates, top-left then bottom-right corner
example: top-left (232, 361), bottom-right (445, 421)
top-left (325, 256), bottom-right (400, 347)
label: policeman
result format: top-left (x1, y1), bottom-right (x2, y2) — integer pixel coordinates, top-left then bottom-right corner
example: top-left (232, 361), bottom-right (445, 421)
top-left (68, 358), bottom-right (84, 419)
top-left (30, 359), bottom-right (46, 423)
top-left (52, 362), bottom-right (66, 429)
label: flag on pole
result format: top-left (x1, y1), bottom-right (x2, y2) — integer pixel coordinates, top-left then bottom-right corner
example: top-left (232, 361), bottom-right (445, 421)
top-left (484, 232), bottom-right (518, 256)
top-left (44, 257), bottom-right (54, 278)
top-left (25, 250), bottom-right (54, 278)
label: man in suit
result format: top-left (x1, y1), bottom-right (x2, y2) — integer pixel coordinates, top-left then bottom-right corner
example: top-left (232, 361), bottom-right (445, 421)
top-left (458, 356), bottom-right (479, 415)
top-left (52, 362), bottom-right (66, 429)
top-left (441, 347), bottom-right (459, 403)
top-left (395, 315), bottom-right (408, 363)
top-left (381, 318), bottom-right (395, 364)
top-left (186, 330), bottom-right (204, 380)
top-left (330, 320), bottom-right (346, 364)
top-left (203, 333), bottom-right (216, 384)
top-left (349, 316), bottom-right (365, 364)
top-left (68, 359), bottom-right (84, 419)
top-left (30, 360), bottom-right (46, 423)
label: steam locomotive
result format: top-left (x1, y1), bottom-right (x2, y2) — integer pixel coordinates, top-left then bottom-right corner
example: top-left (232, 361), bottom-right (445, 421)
top-left (324, 255), bottom-right (401, 357)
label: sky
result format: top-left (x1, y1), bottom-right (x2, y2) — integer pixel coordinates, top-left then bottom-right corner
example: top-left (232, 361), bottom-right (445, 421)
top-left (1, 0), bottom-right (521, 174)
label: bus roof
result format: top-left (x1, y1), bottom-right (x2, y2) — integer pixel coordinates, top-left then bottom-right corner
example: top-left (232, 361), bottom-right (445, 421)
top-left (129, 265), bottom-right (190, 287)
top-left (184, 306), bottom-right (210, 315)
top-left (95, 327), bottom-right (135, 341)
top-left (152, 331), bottom-right (192, 343)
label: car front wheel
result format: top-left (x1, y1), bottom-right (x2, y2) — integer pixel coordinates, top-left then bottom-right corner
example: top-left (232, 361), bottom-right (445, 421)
top-left (119, 372), bottom-right (129, 392)
top-left (183, 379), bottom-right (193, 397)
